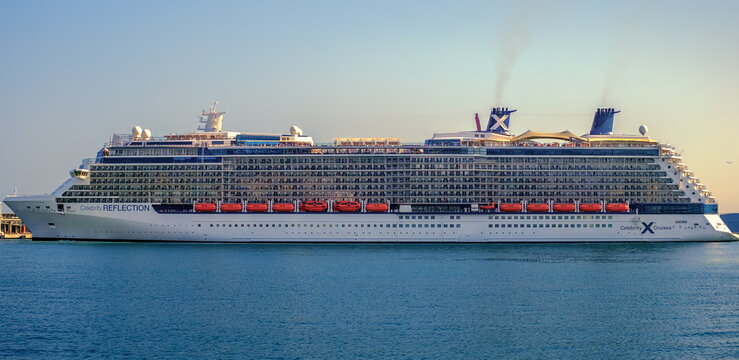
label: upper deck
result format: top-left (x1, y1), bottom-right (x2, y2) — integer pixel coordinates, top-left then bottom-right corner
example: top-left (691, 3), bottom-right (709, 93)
top-left (104, 105), bottom-right (661, 158)
top-left (55, 104), bottom-right (714, 208)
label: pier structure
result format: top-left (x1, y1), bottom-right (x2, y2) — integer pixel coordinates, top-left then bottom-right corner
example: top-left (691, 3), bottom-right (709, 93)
top-left (1, 210), bottom-right (31, 238)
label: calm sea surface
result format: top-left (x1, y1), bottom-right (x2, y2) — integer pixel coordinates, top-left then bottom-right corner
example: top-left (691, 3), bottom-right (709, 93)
top-left (0, 240), bottom-right (737, 359)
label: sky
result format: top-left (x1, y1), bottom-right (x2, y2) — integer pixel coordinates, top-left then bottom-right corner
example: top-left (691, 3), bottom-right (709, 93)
top-left (1, 0), bottom-right (738, 212)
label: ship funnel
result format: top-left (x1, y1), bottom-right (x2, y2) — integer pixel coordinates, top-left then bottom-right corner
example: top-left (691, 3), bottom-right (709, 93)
top-left (486, 107), bottom-right (517, 135)
top-left (589, 108), bottom-right (620, 135)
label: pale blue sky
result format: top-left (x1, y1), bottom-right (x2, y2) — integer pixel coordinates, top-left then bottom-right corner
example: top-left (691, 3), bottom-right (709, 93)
top-left (2, 0), bottom-right (738, 211)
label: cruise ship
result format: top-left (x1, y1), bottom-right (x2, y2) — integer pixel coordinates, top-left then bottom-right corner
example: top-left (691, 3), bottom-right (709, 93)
top-left (5, 103), bottom-right (737, 242)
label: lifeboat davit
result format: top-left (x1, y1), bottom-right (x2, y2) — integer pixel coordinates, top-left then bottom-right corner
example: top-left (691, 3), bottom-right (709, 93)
top-left (553, 203), bottom-right (576, 212)
top-left (220, 203), bottom-right (242, 213)
top-left (333, 201), bottom-right (361, 212)
top-left (194, 203), bottom-right (217, 213)
top-left (272, 203), bottom-right (295, 212)
top-left (500, 203), bottom-right (523, 212)
top-left (526, 203), bottom-right (549, 212)
top-left (366, 203), bottom-right (389, 212)
top-left (300, 201), bottom-right (328, 212)
top-left (606, 203), bottom-right (629, 212)
top-left (479, 203), bottom-right (496, 211)
top-left (245, 203), bottom-right (269, 212)
top-left (579, 203), bottom-right (602, 212)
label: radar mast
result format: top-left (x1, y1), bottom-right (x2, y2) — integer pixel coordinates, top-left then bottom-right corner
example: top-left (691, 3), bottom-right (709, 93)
top-left (198, 101), bottom-right (226, 132)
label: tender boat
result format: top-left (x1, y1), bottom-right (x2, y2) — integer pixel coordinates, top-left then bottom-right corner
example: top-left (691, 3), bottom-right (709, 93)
top-left (553, 203), bottom-right (576, 212)
top-left (194, 203), bottom-right (217, 213)
top-left (333, 201), bottom-right (361, 212)
top-left (272, 203), bottom-right (295, 212)
top-left (526, 203), bottom-right (549, 212)
top-left (220, 203), bottom-right (242, 212)
top-left (606, 203), bottom-right (629, 212)
top-left (500, 203), bottom-right (523, 212)
top-left (245, 203), bottom-right (269, 212)
top-left (300, 201), bottom-right (328, 212)
top-left (365, 203), bottom-right (389, 212)
top-left (579, 203), bottom-right (602, 212)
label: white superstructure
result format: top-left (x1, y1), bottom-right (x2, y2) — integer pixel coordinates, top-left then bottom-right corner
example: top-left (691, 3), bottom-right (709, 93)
top-left (4, 104), bottom-right (737, 242)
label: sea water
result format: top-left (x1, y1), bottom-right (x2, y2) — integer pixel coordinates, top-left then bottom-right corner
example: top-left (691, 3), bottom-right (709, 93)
top-left (0, 241), bottom-right (737, 359)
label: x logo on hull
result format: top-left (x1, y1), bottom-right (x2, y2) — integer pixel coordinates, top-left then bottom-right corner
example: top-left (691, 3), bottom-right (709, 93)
top-left (641, 222), bottom-right (655, 234)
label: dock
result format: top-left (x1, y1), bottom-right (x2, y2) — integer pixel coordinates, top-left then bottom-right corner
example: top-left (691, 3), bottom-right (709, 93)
top-left (0, 213), bottom-right (32, 239)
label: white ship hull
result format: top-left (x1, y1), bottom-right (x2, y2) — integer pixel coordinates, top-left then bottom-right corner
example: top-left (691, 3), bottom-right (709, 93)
top-left (6, 198), bottom-right (737, 242)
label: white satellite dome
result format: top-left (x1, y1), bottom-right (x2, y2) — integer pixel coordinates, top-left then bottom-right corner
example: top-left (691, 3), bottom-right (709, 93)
top-left (132, 125), bottom-right (142, 139)
top-left (639, 125), bottom-right (648, 136)
top-left (290, 125), bottom-right (303, 136)
top-left (142, 129), bottom-right (152, 140)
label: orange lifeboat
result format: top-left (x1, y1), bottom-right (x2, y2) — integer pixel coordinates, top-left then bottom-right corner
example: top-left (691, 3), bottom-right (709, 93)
top-left (220, 203), bottom-right (242, 213)
top-left (606, 203), bottom-right (629, 212)
top-left (272, 203), bottom-right (295, 213)
top-left (500, 203), bottom-right (523, 213)
top-left (333, 201), bottom-right (361, 212)
top-left (553, 203), bottom-right (576, 212)
top-left (245, 203), bottom-right (269, 212)
top-left (194, 203), bottom-right (217, 213)
top-left (479, 203), bottom-right (496, 211)
top-left (579, 203), bottom-right (602, 212)
top-left (300, 201), bottom-right (328, 212)
top-left (366, 203), bottom-right (389, 213)
top-left (526, 203), bottom-right (549, 212)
